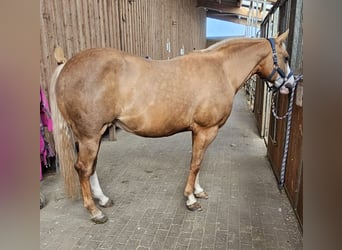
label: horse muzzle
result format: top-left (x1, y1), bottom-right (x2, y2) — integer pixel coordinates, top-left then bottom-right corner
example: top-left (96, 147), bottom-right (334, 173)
top-left (279, 74), bottom-right (295, 94)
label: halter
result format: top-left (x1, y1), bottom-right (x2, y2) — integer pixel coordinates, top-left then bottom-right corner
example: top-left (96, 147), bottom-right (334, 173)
top-left (264, 38), bottom-right (294, 93)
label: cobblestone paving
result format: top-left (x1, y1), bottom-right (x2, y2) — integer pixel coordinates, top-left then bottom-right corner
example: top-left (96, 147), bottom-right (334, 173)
top-left (40, 91), bottom-right (303, 249)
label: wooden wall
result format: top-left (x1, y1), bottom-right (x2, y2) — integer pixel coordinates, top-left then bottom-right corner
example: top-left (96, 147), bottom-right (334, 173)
top-left (254, 0), bottom-right (303, 230)
top-left (40, 0), bottom-right (207, 91)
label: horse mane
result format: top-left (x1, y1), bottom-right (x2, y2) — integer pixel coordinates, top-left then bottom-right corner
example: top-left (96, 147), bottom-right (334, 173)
top-left (196, 37), bottom-right (265, 53)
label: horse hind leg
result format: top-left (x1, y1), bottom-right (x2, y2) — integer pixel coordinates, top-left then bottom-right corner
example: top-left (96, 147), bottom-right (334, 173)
top-left (75, 137), bottom-right (108, 223)
top-left (90, 171), bottom-right (114, 207)
top-left (184, 126), bottom-right (218, 211)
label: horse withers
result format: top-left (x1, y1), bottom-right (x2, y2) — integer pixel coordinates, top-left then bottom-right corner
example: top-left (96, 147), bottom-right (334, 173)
top-left (49, 30), bottom-right (295, 223)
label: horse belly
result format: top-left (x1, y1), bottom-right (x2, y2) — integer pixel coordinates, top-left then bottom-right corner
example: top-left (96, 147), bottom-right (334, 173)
top-left (117, 108), bottom-right (190, 137)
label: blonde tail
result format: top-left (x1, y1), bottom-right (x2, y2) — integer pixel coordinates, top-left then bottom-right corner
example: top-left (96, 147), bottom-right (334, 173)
top-left (48, 63), bottom-right (80, 199)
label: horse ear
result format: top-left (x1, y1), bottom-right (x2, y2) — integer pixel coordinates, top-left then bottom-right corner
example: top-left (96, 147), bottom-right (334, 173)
top-left (277, 29), bottom-right (289, 43)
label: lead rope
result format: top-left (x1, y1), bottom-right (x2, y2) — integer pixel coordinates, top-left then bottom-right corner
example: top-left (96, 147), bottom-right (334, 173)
top-left (271, 75), bottom-right (303, 191)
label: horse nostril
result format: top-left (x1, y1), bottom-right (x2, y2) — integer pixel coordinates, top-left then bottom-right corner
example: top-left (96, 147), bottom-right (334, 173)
top-left (285, 82), bottom-right (293, 88)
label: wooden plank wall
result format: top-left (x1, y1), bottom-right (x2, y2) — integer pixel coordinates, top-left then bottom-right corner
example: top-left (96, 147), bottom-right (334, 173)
top-left (257, 0), bottom-right (303, 230)
top-left (40, 0), bottom-right (206, 92)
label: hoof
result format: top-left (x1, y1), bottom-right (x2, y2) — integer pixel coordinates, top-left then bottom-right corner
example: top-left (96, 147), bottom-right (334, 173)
top-left (194, 191), bottom-right (209, 199)
top-left (99, 199), bottom-right (114, 208)
top-left (186, 202), bottom-right (202, 212)
top-left (91, 213), bottom-right (108, 224)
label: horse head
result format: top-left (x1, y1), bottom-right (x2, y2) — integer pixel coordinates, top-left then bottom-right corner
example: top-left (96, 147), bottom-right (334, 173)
top-left (259, 29), bottom-right (295, 94)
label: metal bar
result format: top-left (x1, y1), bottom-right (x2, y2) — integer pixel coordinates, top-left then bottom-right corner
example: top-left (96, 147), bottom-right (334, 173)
top-left (261, 0), bottom-right (287, 26)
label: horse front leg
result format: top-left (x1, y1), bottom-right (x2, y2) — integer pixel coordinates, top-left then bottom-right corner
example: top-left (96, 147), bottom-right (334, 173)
top-left (194, 172), bottom-right (209, 199)
top-left (184, 126), bottom-right (218, 211)
top-left (75, 138), bottom-right (108, 223)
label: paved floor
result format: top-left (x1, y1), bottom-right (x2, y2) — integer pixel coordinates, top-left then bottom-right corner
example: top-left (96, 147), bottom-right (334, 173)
top-left (40, 91), bottom-right (303, 250)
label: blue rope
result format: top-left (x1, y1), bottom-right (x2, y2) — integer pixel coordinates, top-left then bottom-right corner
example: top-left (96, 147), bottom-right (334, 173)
top-left (271, 75), bottom-right (303, 191)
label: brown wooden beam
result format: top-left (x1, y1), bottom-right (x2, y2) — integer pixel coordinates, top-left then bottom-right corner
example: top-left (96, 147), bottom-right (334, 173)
top-left (207, 13), bottom-right (255, 26)
top-left (207, 12), bottom-right (264, 25)
top-left (197, 0), bottom-right (237, 10)
top-left (198, 2), bottom-right (263, 19)
top-left (207, 9), bottom-right (263, 19)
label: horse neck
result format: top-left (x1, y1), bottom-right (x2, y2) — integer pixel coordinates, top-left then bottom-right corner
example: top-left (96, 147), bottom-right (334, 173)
top-left (218, 39), bottom-right (269, 92)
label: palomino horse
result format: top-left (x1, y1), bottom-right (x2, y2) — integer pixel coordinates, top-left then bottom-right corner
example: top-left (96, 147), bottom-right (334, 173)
top-left (49, 30), bottom-right (295, 223)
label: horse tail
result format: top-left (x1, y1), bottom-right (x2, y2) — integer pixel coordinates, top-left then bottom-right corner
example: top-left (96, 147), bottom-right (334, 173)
top-left (49, 61), bottom-right (80, 199)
